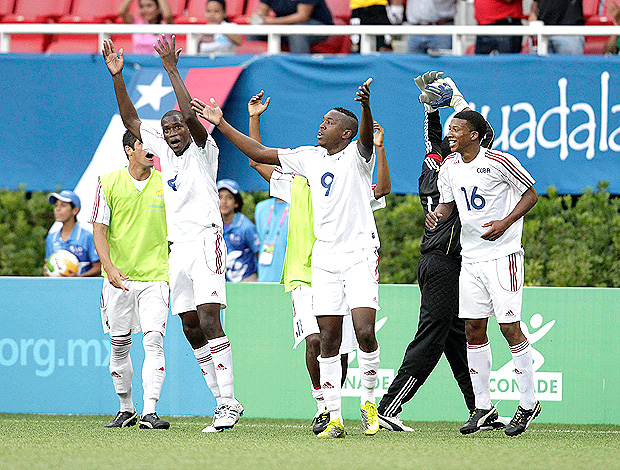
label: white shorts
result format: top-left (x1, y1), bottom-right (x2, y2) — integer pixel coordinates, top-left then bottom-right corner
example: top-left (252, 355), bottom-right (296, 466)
top-left (100, 278), bottom-right (169, 336)
top-left (291, 284), bottom-right (358, 353)
top-left (169, 229), bottom-right (227, 315)
top-left (311, 247), bottom-right (380, 316)
top-left (459, 250), bottom-right (524, 324)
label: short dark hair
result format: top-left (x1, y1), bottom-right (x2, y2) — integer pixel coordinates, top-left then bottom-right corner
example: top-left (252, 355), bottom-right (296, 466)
top-left (453, 110), bottom-right (488, 143)
top-left (161, 109), bottom-right (183, 125)
top-left (122, 130), bottom-right (139, 157)
top-left (332, 107), bottom-right (359, 139)
top-left (208, 0), bottom-right (227, 11)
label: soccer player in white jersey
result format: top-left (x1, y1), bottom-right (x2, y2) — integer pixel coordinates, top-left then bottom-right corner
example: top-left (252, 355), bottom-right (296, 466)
top-left (246, 91), bottom-right (390, 435)
top-left (192, 79), bottom-right (382, 438)
top-left (102, 36), bottom-right (242, 432)
top-left (92, 130), bottom-right (170, 430)
top-left (426, 108), bottom-right (540, 436)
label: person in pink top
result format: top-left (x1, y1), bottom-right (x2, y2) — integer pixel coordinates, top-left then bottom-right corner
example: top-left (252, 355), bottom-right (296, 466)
top-left (119, 0), bottom-right (174, 54)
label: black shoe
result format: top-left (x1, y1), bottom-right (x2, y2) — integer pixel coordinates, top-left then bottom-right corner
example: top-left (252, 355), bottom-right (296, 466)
top-left (139, 413), bottom-right (170, 429)
top-left (105, 410), bottom-right (138, 428)
top-left (311, 409), bottom-right (330, 435)
top-left (460, 407), bottom-right (499, 435)
top-left (505, 402), bottom-right (541, 436)
top-left (378, 413), bottom-right (414, 432)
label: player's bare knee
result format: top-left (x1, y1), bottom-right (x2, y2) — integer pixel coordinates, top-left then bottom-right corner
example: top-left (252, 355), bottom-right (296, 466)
top-left (465, 321), bottom-right (487, 344)
top-left (355, 326), bottom-right (377, 352)
top-left (305, 334), bottom-right (321, 355)
top-left (499, 322), bottom-right (525, 345)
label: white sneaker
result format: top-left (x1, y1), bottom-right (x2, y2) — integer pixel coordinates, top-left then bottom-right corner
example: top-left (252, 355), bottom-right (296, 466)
top-left (212, 400), bottom-right (244, 430)
top-left (378, 413), bottom-right (414, 432)
top-left (201, 424), bottom-right (223, 433)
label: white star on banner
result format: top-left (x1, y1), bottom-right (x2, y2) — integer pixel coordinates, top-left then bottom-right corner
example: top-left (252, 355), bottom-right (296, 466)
top-left (134, 73), bottom-right (173, 111)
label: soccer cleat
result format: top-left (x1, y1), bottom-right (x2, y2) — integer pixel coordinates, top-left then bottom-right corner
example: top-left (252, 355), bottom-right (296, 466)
top-left (460, 407), bottom-right (499, 435)
top-left (360, 401), bottom-right (380, 436)
top-left (104, 410), bottom-right (138, 428)
top-left (139, 413), bottom-right (170, 429)
top-left (480, 415), bottom-right (511, 431)
top-left (311, 409), bottom-right (330, 435)
top-left (316, 418), bottom-right (346, 439)
top-left (212, 400), bottom-right (244, 430)
top-left (505, 402), bottom-right (541, 436)
top-left (201, 425), bottom-right (223, 433)
top-left (378, 413), bottom-right (414, 432)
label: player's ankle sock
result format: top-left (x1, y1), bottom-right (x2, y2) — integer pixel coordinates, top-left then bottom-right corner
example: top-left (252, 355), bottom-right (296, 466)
top-left (510, 339), bottom-right (536, 409)
top-left (142, 331), bottom-right (165, 411)
top-left (357, 346), bottom-right (380, 405)
top-left (193, 343), bottom-right (221, 403)
top-left (467, 342), bottom-right (492, 410)
top-left (318, 355), bottom-right (342, 423)
top-left (311, 386), bottom-right (325, 414)
top-left (209, 336), bottom-right (235, 401)
top-left (110, 336), bottom-right (133, 411)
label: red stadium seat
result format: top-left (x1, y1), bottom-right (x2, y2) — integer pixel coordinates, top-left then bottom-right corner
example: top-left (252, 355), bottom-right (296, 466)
top-left (582, 0), bottom-right (602, 20)
top-left (235, 38), bottom-right (268, 53)
top-left (325, 0), bottom-right (350, 22)
top-left (110, 32), bottom-right (186, 54)
top-left (2, 0), bottom-right (72, 22)
top-left (46, 34), bottom-right (100, 53)
top-left (59, 0), bottom-right (188, 24)
top-left (8, 34), bottom-right (49, 52)
top-left (0, 0), bottom-right (15, 19)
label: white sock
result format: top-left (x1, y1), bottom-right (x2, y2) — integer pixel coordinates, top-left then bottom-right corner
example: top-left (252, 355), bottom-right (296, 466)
top-left (357, 346), bottom-right (380, 405)
top-left (510, 339), bottom-right (537, 409)
top-left (312, 386), bottom-right (325, 413)
top-left (142, 331), bottom-right (165, 415)
top-left (467, 342), bottom-right (492, 410)
top-left (193, 343), bottom-right (222, 406)
top-left (318, 355), bottom-right (342, 423)
top-left (209, 336), bottom-right (235, 405)
top-left (110, 336), bottom-right (133, 412)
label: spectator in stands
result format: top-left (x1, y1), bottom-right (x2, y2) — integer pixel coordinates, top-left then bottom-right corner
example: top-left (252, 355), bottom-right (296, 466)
top-left (198, 0), bottom-right (243, 55)
top-left (350, 0), bottom-right (404, 52)
top-left (218, 179), bottom-right (262, 282)
top-left (254, 195), bottom-right (289, 282)
top-left (249, 0), bottom-right (334, 53)
top-left (604, 0), bottom-right (620, 54)
top-left (474, 0), bottom-right (523, 54)
top-left (406, 0), bottom-right (456, 54)
top-left (119, 0), bottom-right (174, 54)
top-left (529, 0), bottom-right (585, 54)
top-left (45, 190), bottom-right (101, 277)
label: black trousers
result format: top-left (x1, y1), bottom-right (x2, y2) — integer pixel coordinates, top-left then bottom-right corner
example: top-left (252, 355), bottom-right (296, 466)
top-left (378, 252), bottom-right (475, 417)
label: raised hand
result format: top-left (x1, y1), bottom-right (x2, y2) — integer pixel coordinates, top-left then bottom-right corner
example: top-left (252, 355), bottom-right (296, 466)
top-left (355, 77), bottom-right (373, 107)
top-left (153, 34), bottom-right (181, 72)
top-left (248, 90), bottom-right (271, 117)
top-left (191, 97), bottom-right (223, 126)
top-left (373, 121), bottom-right (384, 147)
top-left (102, 39), bottom-right (124, 76)
top-left (425, 77), bottom-right (468, 112)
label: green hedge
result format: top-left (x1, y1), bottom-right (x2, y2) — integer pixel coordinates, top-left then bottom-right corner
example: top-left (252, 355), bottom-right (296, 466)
top-left (3, 184), bottom-right (619, 286)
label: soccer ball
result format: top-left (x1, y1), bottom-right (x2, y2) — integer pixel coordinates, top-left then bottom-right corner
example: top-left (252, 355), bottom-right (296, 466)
top-left (47, 250), bottom-right (79, 277)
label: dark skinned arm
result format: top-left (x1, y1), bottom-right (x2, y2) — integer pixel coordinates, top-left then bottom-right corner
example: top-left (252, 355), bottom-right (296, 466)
top-left (481, 186), bottom-right (538, 241)
top-left (355, 78), bottom-right (374, 162)
top-left (102, 39), bottom-right (142, 140)
top-left (154, 35), bottom-right (208, 148)
top-left (248, 91), bottom-right (276, 182)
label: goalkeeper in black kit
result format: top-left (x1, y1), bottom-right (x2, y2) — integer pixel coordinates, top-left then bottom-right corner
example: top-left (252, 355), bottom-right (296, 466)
top-left (377, 72), bottom-right (506, 432)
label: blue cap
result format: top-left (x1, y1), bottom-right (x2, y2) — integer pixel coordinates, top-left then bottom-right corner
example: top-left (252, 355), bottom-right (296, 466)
top-left (217, 179), bottom-right (241, 195)
top-left (48, 190), bottom-right (81, 210)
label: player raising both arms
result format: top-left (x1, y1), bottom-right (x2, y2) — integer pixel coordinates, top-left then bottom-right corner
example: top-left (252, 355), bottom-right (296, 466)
top-left (102, 35), bottom-right (242, 432)
top-left (246, 91), bottom-right (391, 435)
top-left (192, 79), bottom-right (383, 439)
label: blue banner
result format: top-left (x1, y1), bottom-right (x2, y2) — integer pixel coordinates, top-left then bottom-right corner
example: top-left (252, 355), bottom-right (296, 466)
top-left (2, 53), bottom-right (620, 195)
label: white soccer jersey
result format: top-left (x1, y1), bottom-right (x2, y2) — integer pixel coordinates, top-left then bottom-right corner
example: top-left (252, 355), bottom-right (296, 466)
top-left (140, 123), bottom-right (222, 242)
top-left (270, 169), bottom-right (386, 210)
top-left (438, 147), bottom-right (535, 263)
top-left (276, 144), bottom-right (380, 254)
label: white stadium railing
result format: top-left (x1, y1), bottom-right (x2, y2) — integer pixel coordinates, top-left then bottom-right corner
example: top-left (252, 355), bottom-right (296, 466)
top-left (1, 23), bottom-right (620, 55)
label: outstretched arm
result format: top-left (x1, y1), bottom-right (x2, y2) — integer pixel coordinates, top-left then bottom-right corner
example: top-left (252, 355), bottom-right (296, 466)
top-left (118, 0), bottom-right (134, 24)
top-left (102, 40), bottom-right (142, 140)
top-left (154, 35), bottom-right (208, 148)
top-left (192, 97), bottom-right (280, 165)
top-left (158, 0), bottom-right (174, 24)
top-left (373, 121), bottom-right (391, 198)
top-left (355, 78), bottom-right (374, 162)
top-left (248, 91), bottom-right (276, 182)
top-left (481, 186), bottom-right (538, 241)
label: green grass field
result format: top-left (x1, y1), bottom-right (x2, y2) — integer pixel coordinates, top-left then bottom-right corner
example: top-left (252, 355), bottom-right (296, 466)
top-left (2, 414), bottom-right (619, 470)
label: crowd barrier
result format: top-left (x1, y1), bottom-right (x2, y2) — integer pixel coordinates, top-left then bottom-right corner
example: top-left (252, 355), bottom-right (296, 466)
top-left (1, 277), bottom-right (618, 424)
